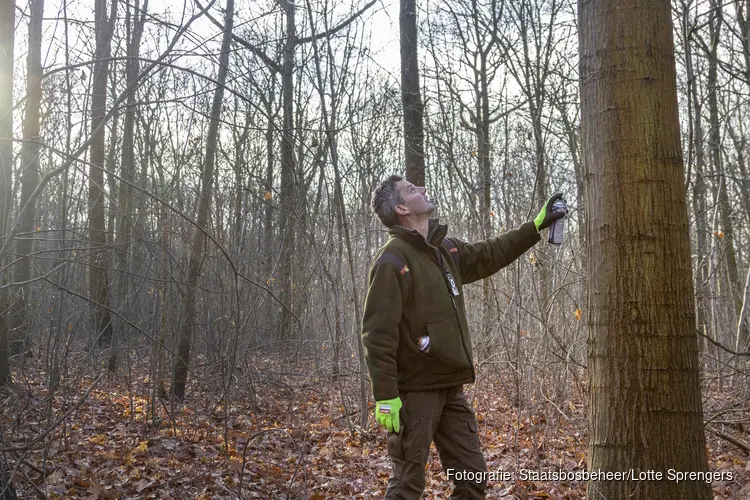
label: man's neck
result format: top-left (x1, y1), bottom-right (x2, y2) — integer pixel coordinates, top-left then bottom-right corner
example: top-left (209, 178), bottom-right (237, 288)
top-left (398, 216), bottom-right (431, 240)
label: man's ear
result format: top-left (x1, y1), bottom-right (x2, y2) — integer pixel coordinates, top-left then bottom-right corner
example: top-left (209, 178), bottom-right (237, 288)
top-left (394, 204), bottom-right (408, 216)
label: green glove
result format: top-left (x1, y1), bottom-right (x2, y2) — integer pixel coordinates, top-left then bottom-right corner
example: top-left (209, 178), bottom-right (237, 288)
top-left (534, 192), bottom-right (566, 231)
top-left (375, 397), bottom-right (402, 433)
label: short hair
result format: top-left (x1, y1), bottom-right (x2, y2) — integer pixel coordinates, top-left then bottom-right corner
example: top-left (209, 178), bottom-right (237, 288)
top-left (371, 174), bottom-right (404, 227)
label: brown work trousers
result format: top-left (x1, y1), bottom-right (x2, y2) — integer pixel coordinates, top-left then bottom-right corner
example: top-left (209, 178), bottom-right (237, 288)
top-left (384, 386), bottom-right (487, 499)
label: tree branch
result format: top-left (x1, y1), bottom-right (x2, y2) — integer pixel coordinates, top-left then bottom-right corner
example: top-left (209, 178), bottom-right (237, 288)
top-left (194, 0), bottom-right (282, 73)
top-left (296, 0), bottom-right (377, 44)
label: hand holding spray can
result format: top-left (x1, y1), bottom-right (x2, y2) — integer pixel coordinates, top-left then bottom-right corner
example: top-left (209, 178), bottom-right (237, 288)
top-left (547, 199), bottom-right (567, 245)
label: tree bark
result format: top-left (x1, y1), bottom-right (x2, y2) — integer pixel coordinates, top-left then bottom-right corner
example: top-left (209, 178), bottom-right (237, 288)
top-left (172, 0), bottom-right (234, 399)
top-left (580, 1), bottom-right (711, 498)
top-left (89, 0), bottom-right (117, 348)
top-left (400, 0), bottom-right (425, 186)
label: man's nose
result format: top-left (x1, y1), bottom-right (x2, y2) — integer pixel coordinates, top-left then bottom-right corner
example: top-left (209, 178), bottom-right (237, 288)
top-left (419, 187), bottom-right (427, 194)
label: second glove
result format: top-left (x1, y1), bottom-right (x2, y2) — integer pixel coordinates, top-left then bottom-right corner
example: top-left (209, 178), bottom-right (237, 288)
top-left (375, 397), bottom-right (402, 433)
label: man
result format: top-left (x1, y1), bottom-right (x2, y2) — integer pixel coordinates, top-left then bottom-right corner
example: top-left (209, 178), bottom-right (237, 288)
top-left (362, 174), bottom-right (565, 499)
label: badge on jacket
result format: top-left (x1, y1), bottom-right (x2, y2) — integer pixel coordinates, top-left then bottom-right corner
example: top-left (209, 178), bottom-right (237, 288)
top-left (445, 272), bottom-right (459, 296)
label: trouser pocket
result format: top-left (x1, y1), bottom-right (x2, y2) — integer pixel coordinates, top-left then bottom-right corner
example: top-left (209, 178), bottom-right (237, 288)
top-left (386, 417), bottom-right (426, 463)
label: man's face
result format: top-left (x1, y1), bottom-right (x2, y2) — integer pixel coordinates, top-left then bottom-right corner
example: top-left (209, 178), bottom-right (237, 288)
top-left (394, 180), bottom-right (435, 218)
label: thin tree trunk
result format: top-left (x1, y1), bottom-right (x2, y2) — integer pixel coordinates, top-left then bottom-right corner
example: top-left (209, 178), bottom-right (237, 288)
top-left (705, 0), bottom-right (743, 343)
top-left (580, 0), bottom-right (711, 498)
top-left (0, 0), bottom-right (14, 247)
top-left (279, 0), bottom-right (297, 341)
top-left (263, 93), bottom-right (275, 281)
top-left (304, 3), bottom-right (368, 425)
top-left (477, 52), bottom-right (493, 359)
top-left (172, 0), bottom-right (234, 399)
top-left (111, 0), bottom-right (148, 372)
top-left (0, 296), bottom-right (10, 386)
top-left (684, 7), bottom-right (712, 357)
top-left (0, 425), bottom-right (18, 499)
top-left (89, 0), bottom-right (117, 348)
top-left (12, 0), bottom-right (45, 357)
top-left (400, 0), bottom-right (425, 186)
top-left (232, 103), bottom-right (250, 252)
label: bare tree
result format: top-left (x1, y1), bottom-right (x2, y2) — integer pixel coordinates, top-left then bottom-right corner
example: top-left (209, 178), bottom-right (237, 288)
top-left (0, 0), bottom-right (15, 385)
top-left (89, 0), bottom-right (117, 348)
top-left (304, 0), bottom-right (369, 427)
top-left (703, 1), bottom-right (745, 352)
top-left (110, 0), bottom-right (149, 372)
top-left (172, 0), bottom-right (235, 400)
top-left (580, 0), bottom-right (711, 498)
top-left (12, 0), bottom-right (45, 357)
top-left (0, 0), bottom-right (13, 244)
top-left (677, 0), bottom-right (713, 357)
top-left (400, 0), bottom-right (426, 185)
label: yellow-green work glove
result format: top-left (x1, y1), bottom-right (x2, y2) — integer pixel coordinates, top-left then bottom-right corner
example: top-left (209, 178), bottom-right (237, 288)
top-left (375, 397), bottom-right (402, 433)
top-left (534, 192), bottom-right (566, 231)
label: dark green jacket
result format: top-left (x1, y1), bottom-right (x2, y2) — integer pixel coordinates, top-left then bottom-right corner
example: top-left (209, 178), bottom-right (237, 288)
top-left (362, 220), bottom-right (540, 401)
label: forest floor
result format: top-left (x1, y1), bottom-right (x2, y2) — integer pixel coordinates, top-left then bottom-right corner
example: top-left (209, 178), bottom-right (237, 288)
top-left (2, 354), bottom-right (748, 499)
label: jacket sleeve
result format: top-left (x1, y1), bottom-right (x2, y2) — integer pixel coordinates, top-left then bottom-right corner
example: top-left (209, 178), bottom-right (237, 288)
top-left (453, 221), bottom-right (541, 284)
top-left (361, 255), bottom-right (409, 401)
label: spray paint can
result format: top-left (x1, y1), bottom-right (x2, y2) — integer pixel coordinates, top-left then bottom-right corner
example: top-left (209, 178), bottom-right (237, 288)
top-left (547, 199), bottom-right (567, 245)
top-left (417, 336), bottom-right (431, 353)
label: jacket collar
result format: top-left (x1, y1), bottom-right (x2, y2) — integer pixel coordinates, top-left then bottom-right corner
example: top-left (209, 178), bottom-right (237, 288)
top-left (388, 219), bottom-right (448, 250)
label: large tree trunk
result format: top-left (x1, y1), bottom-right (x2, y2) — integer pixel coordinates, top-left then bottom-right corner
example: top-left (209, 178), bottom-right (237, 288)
top-left (579, 1), bottom-right (711, 499)
top-left (400, 0), bottom-right (425, 186)
top-left (11, 0), bottom-right (45, 357)
top-left (172, 0), bottom-right (234, 399)
top-left (89, 0), bottom-right (117, 348)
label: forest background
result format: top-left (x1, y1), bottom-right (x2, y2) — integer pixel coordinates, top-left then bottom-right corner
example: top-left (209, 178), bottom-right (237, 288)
top-left (0, 0), bottom-right (748, 497)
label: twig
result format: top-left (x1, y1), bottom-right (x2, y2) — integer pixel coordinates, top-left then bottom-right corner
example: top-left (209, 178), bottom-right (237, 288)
top-left (0, 373), bottom-right (104, 452)
top-left (10, 452), bottom-right (42, 475)
top-left (705, 425), bottom-right (750, 456)
top-left (236, 428), bottom-right (297, 498)
top-left (697, 329), bottom-right (750, 357)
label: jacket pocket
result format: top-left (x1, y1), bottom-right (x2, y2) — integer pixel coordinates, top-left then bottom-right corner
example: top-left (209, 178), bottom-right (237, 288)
top-left (425, 316), bottom-right (470, 368)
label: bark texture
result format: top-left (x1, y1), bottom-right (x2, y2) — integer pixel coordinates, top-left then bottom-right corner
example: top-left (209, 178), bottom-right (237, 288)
top-left (579, 1), bottom-right (711, 498)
